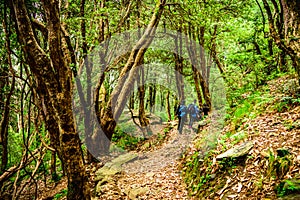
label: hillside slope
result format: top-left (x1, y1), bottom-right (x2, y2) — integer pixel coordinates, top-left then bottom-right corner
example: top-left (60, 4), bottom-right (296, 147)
top-left (182, 75), bottom-right (300, 199)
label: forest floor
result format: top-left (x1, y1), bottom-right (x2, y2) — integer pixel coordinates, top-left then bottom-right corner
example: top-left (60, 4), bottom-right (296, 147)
top-left (37, 114), bottom-right (209, 200)
top-left (92, 122), bottom-right (199, 199)
top-left (90, 110), bottom-right (224, 200)
top-left (181, 75), bottom-right (300, 199)
top-left (37, 75), bottom-right (300, 200)
top-left (97, 130), bottom-right (192, 199)
top-left (216, 76), bottom-right (300, 199)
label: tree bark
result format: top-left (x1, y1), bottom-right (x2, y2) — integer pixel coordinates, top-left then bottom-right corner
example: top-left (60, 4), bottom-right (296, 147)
top-left (129, 93), bottom-right (135, 110)
top-left (210, 25), bottom-right (225, 75)
top-left (166, 90), bottom-right (172, 121)
top-left (198, 26), bottom-right (208, 84)
top-left (149, 83), bottom-right (156, 113)
top-left (136, 0), bottom-right (150, 134)
top-left (0, 8), bottom-right (15, 171)
top-left (160, 86), bottom-right (164, 112)
top-left (99, 0), bottom-right (166, 145)
top-left (11, 0), bottom-right (90, 199)
top-left (174, 30), bottom-right (185, 101)
top-left (186, 26), bottom-right (211, 110)
top-left (262, 0), bottom-right (300, 84)
top-left (137, 64), bottom-right (151, 135)
top-left (185, 27), bottom-right (204, 107)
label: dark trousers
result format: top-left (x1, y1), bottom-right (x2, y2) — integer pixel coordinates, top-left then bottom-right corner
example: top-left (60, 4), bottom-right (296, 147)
top-left (189, 115), bottom-right (197, 127)
top-left (178, 115), bottom-right (186, 134)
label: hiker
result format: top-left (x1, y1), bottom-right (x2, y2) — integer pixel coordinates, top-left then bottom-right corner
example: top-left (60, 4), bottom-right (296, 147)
top-left (203, 103), bottom-right (209, 116)
top-left (175, 100), bottom-right (187, 134)
top-left (188, 99), bottom-right (201, 129)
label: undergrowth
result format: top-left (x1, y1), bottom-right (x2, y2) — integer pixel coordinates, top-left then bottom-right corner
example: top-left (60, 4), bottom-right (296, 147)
top-left (226, 86), bottom-right (273, 132)
top-left (111, 125), bottom-right (144, 150)
top-left (182, 74), bottom-right (300, 198)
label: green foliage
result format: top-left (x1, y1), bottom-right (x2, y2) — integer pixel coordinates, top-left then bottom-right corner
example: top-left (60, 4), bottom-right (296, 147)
top-left (119, 123), bottom-right (137, 134)
top-left (255, 175), bottom-right (264, 189)
top-left (157, 133), bottom-right (165, 142)
top-left (275, 96), bottom-right (300, 112)
top-left (277, 179), bottom-right (300, 197)
top-left (112, 126), bottom-right (144, 150)
top-left (265, 149), bottom-right (293, 180)
top-left (155, 111), bottom-right (168, 122)
top-left (54, 189), bottom-right (68, 200)
top-left (219, 130), bottom-right (247, 146)
top-left (183, 148), bottom-right (227, 198)
top-left (7, 128), bottom-right (23, 168)
top-left (219, 157), bottom-right (238, 169)
top-left (227, 88), bottom-right (273, 130)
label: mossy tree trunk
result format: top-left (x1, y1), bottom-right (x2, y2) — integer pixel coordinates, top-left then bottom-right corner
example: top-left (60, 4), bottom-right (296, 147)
top-left (99, 0), bottom-right (166, 151)
top-left (174, 29), bottom-right (185, 101)
top-left (138, 63), bottom-right (150, 135)
top-left (11, 0), bottom-right (90, 199)
top-left (185, 24), bottom-right (211, 110)
top-left (262, 0), bottom-right (300, 85)
top-left (0, 10), bottom-right (15, 172)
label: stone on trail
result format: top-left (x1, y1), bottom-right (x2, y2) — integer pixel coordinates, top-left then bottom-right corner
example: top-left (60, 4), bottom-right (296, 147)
top-left (95, 166), bottom-right (121, 181)
top-left (95, 152), bottom-right (138, 181)
top-left (125, 187), bottom-right (149, 199)
top-left (109, 152), bottom-right (138, 167)
top-left (216, 141), bottom-right (253, 160)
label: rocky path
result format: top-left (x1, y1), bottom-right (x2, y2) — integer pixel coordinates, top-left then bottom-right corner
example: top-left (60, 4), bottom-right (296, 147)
top-left (94, 125), bottom-right (198, 199)
top-left (123, 128), bottom-right (196, 174)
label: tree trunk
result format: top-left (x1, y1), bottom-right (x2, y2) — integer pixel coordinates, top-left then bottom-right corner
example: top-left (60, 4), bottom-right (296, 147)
top-left (50, 152), bottom-right (57, 180)
top-left (262, 0), bottom-right (300, 84)
top-left (166, 90), bottom-right (172, 121)
top-left (137, 64), bottom-right (151, 135)
top-left (206, 55), bottom-right (212, 89)
top-left (198, 26), bottom-right (208, 84)
top-left (210, 25), bottom-right (225, 75)
top-left (11, 0), bottom-right (90, 199)
top-left (186, 26), bottom-right (211, 110)
top-left (0, 10), bottom-right (15, 172)
top-left (185, 27), bottom-right (204, 107)
top-left (136, 0), bottom-right (150, 131)
top-left (279, 51), bottom-right (287, 72)
top-left (149, 82), bottom-right (156, 113)
top-left (199, 71), bottom-right (211, 110)
top-left (174, 30), bottom-right (185, 101)
top-left (100, 0), bottom-right (166, 143)
top-left (160, 86), bottom-right (164, 112)
top-left (129, 93), bottom-right (135, 110)
top-left (281, 0), bottom-right (300, 84)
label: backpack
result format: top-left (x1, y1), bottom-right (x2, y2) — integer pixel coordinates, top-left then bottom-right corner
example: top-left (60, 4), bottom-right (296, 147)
top-left (188, 104), bottom-right (196, 116)
top-left (178, 105), bottom-right (187, 117)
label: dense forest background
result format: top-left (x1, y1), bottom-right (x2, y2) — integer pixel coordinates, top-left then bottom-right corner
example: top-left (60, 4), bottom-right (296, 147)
top-left (1, 0), bottom-right (300, 199)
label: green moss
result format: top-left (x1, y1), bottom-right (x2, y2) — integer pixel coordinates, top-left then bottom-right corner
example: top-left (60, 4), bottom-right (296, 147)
top-left (111, 126), bottom-right (144, 150)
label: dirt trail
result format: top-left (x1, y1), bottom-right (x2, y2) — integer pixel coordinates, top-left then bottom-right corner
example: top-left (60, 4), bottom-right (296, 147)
top-left (122, 128), bottom-right (196, 174)
top-left (95, 111), bottom-right (225, 199)
top-left (118, 127), bottom-right (196, 199)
